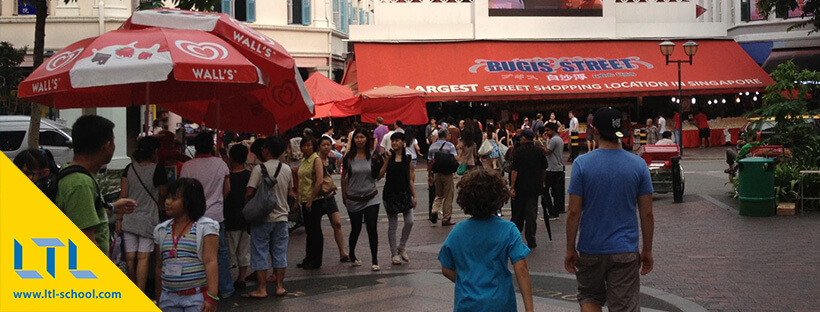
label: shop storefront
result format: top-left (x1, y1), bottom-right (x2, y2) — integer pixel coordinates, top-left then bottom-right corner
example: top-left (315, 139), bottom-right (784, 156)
top-left (343, 39), bottom-right (774, 147)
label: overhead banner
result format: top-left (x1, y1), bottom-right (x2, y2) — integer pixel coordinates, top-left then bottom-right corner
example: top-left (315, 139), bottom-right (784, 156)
top-left (0, 154), bottom-right (159, 312)
top-left (350, 40), bottom-right (774, 102)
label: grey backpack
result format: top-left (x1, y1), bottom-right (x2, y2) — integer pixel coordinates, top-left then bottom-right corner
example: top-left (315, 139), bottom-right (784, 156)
top-left (243, 163), bottom-right (282, 225)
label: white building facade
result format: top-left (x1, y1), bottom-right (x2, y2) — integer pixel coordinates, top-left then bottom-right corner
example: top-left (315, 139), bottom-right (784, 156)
top-left (1, 0), bottom-right (369, 167)
top-left (350, 0), bottom-right (818, 69)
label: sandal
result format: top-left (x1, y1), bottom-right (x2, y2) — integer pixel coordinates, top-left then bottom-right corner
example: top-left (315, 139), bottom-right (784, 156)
top-left (391, 255), bottom-right (402, 265)
top-left (352, 260), bottom-right (362, 267)
top-left (398, 248), bottom-right (409, 262)
top-left (372, 265), bottom-right (380, 271)
top-left (340, 255), bottom-right (351, 262)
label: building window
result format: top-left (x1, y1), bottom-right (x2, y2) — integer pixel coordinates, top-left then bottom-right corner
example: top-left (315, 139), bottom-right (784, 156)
top-left (289, 0), bottom-right (311, 25)
top-left (218, 0), bottom-right (256, 22)
top-left (334, 0), bottom-right (341, 29)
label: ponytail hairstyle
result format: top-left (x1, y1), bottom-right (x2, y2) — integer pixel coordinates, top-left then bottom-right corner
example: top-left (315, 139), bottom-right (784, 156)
top-left (132, 136), bottom-right (160, 162)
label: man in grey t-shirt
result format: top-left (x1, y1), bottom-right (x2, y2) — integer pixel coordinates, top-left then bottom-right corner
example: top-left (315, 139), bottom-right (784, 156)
top-left (542, 122), bottom-right (565, 220)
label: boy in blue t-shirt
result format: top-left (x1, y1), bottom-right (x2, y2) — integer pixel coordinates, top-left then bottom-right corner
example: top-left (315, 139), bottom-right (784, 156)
top-left (565, 107), bottom-right (655, 311)
top-left (438, 169), bottom-right (533, 312)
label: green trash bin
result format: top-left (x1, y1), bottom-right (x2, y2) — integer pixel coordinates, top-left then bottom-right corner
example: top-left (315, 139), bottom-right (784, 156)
top-left (737, 157), bottom-right (775, 217)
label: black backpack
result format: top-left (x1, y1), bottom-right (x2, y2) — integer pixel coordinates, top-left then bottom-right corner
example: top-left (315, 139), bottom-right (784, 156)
top-left (431, 143), bottom-right (458, 174)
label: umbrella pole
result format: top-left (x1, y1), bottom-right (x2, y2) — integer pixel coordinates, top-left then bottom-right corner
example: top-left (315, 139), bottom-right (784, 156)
top-left (144, 83), bottom-right (151, 135)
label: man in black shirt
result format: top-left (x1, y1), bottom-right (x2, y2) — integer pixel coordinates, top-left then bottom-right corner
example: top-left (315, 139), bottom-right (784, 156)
top-left (510, 129), bottom-right (547, 248)
top-left (225, 144), bottom-right (252, 289)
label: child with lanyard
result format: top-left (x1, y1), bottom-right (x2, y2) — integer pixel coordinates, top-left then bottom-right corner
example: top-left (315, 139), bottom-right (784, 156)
top-left (154, 178), bottom-right (220, 312)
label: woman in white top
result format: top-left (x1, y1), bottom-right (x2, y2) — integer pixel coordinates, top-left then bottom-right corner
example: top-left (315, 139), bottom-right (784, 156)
top-left (119, 136), bottom-right (167, 293)
top-left (404, 129), bottom-right (422, 169)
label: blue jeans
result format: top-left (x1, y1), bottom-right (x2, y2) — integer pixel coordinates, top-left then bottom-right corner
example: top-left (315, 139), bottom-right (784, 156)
top-left (674, 129), bottom-right (682, 146)
top-left (218, 223), bottom-right (234, 297)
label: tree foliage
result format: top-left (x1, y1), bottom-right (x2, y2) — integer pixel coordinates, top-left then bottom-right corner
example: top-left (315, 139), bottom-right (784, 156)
top-left (754, 61), bottom-right (820, 153)
top-left (753, 61), bottom-right (820, 207)
top-left (0, 42), bottom-right (27, 115)
top-left (757, 0), bottom-right (820, 33)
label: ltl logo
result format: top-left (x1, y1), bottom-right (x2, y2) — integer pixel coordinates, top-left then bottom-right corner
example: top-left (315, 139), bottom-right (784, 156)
top-left (14, 239), bottom-right (97, 279)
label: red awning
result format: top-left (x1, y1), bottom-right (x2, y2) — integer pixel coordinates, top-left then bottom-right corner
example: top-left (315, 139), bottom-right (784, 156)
top-left (313, 97), bottom-right (361, 118)
top-left (347, 40), bottom-right (774, 102)
top-left (304, 72), bottom-right (360, 118)
top-left (305, 72), bottom-right (355, 105)
top-left (359, 86), bottom-right (428, 125)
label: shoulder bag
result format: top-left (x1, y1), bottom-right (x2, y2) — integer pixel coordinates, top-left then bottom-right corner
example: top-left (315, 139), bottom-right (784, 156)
top-left (431, 144), bottom-right (458, 174)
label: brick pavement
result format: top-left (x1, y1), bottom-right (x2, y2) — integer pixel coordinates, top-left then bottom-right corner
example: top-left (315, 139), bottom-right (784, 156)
top-left (254, 192), bottom-right (819, 311)
top-left (233, 147), bottom-right (817, 311)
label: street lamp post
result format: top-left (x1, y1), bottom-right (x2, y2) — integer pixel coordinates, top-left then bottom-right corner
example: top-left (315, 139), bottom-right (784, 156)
top-left (659, 40), bottom-right (698, 156)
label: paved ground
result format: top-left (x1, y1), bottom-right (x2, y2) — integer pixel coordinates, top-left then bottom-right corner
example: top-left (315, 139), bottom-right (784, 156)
top-left (219, 146), bottom-right (820, 311)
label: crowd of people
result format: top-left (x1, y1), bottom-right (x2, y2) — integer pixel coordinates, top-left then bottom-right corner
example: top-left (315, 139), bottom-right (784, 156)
top-left (14, 107), bottom-right (657, 312)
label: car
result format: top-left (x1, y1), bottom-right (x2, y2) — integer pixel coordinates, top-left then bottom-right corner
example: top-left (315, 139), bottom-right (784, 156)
top-left (1, 116), bottom-right (74, 166)
top-left (739, 116), bottom-right (820, 142)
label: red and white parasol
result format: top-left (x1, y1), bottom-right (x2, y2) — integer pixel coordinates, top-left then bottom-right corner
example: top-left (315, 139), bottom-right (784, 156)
top-left (18, 27), bottom-right (266, 109)
top-left (122, 8), bottom-right (314, 131)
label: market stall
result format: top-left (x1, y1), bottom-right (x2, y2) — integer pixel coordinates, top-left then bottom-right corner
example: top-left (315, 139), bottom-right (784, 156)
top-left (680, 117), bottom-right (746, 147)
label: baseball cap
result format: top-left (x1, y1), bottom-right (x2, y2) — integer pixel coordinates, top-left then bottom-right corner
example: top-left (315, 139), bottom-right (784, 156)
top-left (520, 129), bottom-right (535, 140)
top-left (593, 107), bottom-right (625, 141)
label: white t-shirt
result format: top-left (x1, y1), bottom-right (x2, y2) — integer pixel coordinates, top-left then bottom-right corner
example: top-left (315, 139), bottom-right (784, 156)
top-left (569, 117), bottom-right (579, 132)
top-left (406, 139), bottom-right (419, 160)
top-left (658, 117), bottom-right (667, 133)
top-left (656, 138), bottom-right (675, 145)
top-left (247, 159), bottom-right (294, 223)
top-left (180, 156), bottom-right (230, 222)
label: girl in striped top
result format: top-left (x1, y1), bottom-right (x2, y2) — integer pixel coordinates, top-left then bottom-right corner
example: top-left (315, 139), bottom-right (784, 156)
top-left (154, 178), bottom-right (220, 312)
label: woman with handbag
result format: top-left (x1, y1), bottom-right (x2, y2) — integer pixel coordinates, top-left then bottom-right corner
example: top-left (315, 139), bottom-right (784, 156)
top-left (379, 132), bottom-right (416, 266)
top-left (296, 136), bottom-right (327, 270)
top-left (317, 136), bottom-right (351, 263)
top-left (119, 136), bottom-right (167, 293)
top-left (341, 128), bottom-right (382, 271)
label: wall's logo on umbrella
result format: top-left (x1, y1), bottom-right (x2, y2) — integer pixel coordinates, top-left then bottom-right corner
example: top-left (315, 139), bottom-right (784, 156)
top-left (46, 48), bottom-right (84, 71)
top-left (175, 40), bottom-right (229, 60)
top-left (227, 17), bottom-right (278, 47)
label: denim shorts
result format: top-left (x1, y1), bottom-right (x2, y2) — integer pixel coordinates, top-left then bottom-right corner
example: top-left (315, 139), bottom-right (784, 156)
top-left (158, 290), bottom-right (203, 312)
top-left (250, 221), bottom-right (289, 271)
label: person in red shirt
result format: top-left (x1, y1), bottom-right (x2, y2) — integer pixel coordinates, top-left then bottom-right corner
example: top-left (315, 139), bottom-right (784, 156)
top-left (672, 112), bottom-right (681, 147)
top-left (694, 111), bottom-right (710, 148)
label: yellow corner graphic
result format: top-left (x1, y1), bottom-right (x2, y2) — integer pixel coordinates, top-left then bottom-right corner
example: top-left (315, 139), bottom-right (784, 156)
top-left (0, 154), bottom-right (160, 312)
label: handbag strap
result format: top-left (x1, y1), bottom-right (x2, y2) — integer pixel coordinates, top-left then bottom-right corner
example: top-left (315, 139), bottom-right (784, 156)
top-left (130, 163), bottom-right (160, 208)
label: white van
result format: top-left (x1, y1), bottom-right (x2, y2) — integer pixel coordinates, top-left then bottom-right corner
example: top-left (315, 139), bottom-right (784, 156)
top-left (1, 116), bottom-right (74, 166)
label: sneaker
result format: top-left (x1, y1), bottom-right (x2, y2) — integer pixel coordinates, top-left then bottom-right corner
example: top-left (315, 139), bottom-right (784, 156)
top-left (549, 216), bottom-right (559, 221)
top-left (372, 265), bottom-right (381, 271)
top-left (392, 255), bottom-right (403, 265)
top-left (430, 212), bottom-right (438, 224)
top-left (398, 248), bottom-right (409, 262)
top-left (539, 216), bottom-right (545, 221)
